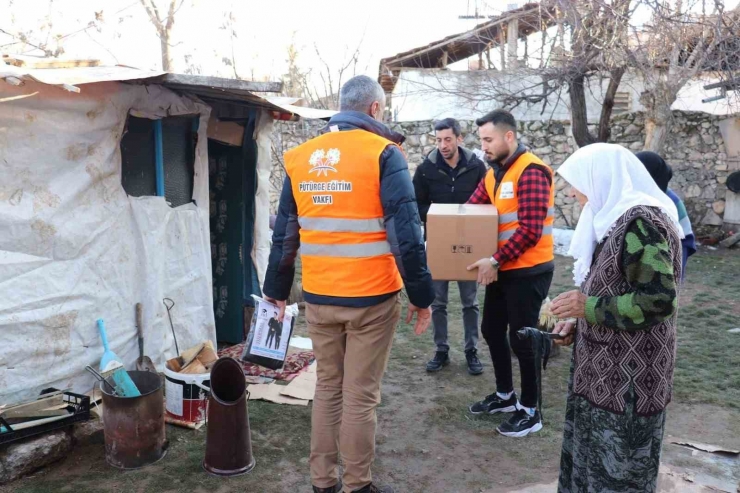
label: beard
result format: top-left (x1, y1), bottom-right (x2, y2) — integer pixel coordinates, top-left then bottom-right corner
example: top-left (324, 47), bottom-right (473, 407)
top-left (440, 148), bottom-right (456, 160)
top-left (485, 149), bottom-right (510, 163)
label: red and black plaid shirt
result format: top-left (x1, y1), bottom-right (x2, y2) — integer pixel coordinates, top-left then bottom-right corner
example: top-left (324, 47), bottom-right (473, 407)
top-left (468, 166), bottom-right (551, 266)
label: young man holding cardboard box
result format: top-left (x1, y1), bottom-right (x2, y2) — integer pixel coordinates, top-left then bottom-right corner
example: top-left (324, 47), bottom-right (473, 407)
top-left (466, 109), bottom-right (555, 437)
top-left (412, 118), bottom-right (487, 375)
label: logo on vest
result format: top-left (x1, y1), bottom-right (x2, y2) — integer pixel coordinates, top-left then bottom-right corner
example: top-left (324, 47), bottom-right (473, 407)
top-left (309, 148), bottom-right (340, 177)
top-left (312, 195), bottom-right (333, 205)
top-left (499, 182), bottom-right (515, 199)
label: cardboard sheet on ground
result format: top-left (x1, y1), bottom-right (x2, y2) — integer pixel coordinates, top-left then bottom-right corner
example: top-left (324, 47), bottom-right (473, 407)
top-left (671, 440), bottom-right (740, 455)
top-left (279, 362), bottom-right (317, 401)
top-left (247, 383), bottom-right (308, 406)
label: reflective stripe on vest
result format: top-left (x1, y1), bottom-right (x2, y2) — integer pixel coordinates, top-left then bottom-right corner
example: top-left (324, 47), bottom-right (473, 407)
top-left (499, 225), bottom-right (554, 241)
top-left (301, 241), bottom-right (391, 257)
top-left (498, 208), bottom-right (555, 242)
top-left (498, 207), bottom-right (555, 226)
top-left (298, 217), bottom-right (385, 233)
top-left (284, 129), bottom-right (403, 298)
top-left (484, 151), bottom-right (555, 271)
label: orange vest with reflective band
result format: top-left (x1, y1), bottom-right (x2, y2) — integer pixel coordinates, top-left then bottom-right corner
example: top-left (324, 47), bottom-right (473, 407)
top-left (284, 129), bottom-right (403, 298)
top-left (484, 152), bottom-right (555, 271)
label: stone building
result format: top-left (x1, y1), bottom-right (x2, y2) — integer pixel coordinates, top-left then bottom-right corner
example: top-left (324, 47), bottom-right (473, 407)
top-left (270, 111), bottom-right (738, 230)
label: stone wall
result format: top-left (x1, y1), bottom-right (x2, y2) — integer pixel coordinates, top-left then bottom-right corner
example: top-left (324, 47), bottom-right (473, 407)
top-left (270, 111), bottom-right (736, 228)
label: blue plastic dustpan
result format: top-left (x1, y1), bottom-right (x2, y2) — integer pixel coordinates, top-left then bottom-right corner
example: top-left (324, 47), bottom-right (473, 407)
top-left (97, 319), bottom-right (141, 397)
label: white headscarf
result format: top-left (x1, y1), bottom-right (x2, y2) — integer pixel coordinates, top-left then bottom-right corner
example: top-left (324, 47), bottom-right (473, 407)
top-left (557, 143), bottom-right (683, 287)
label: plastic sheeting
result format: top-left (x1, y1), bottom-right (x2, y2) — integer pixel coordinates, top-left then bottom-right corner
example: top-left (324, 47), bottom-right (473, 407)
top-left (252, 112), bottom-right (274, 287)
top-left (0, 79), bottom-right (217, 404)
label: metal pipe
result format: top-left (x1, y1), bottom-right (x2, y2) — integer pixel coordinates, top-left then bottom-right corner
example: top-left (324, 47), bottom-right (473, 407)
top-left (85, 365), bottom-right (118, 395)
top-left (154, 119), bottom-right (165, 197)
top-left (203, 357), bottom-right (255, 476)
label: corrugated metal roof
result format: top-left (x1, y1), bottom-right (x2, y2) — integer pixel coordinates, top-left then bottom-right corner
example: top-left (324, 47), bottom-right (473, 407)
top-left (0, 63), bottom-right (335, 120)
top-left (0, 63), bottom-right (165, 85)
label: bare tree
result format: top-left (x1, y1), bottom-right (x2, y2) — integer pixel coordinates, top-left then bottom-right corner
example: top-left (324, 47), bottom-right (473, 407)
top-left (0, 1), bottom-right (106, 58)
top-left (405, 0), bottom-right (634, 147)
top-left (282, 34), bottom-right (307, 99)
top-left (219, 5), bottom-right (240, 79)
top-left (394, 0), bottom-right (739, 153)
top-left (280, 36), bottom-right (366, 110)
top-left (628, 0), bottom-right (740, 153)
top-left (138, 0), bottom-right (187, 72)
top-left (308, 41), bottom-right (364, 110)
top-left (559, 0), bottom-right (632, 145)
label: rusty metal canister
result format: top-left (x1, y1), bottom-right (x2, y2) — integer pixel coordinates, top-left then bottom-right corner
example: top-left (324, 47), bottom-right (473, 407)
top-left (203, 357), bottom-right (255, 476)
top-left (101, 370), bottom-right (167, 469)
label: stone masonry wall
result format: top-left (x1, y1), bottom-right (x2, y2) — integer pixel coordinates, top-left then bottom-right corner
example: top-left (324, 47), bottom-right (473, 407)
top-left (270, 112), bottom-right (735, 229)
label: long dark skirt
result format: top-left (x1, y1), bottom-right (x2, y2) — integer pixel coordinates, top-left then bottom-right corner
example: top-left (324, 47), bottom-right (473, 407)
top-left (558, 367), bottom-right (667, 493)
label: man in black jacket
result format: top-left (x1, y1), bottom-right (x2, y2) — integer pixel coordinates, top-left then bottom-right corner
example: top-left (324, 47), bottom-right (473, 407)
top-left (413, 118), bottom-right (488, 375)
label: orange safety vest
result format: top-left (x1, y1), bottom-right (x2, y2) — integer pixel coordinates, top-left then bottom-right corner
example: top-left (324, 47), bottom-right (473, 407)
top-left (484, 152), bottom-right (555, 271)
top-left (284, 128), bottom-right (403, 298)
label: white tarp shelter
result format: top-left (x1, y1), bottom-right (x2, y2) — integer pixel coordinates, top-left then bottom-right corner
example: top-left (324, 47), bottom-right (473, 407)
top-left (0, 61), bottom-right (334, 405)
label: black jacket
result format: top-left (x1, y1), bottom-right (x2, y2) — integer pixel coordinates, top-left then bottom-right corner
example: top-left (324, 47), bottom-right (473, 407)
top-left (263, 111), bottom-right (435, 309)
top-left (413, 147), bottom-right (488, 225)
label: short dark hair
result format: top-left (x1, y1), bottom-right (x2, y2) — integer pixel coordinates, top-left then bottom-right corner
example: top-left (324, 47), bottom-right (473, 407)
top-left (434, 118), bottom-right (461, 137)
top-left (475, 109), bottom-right (517, 136)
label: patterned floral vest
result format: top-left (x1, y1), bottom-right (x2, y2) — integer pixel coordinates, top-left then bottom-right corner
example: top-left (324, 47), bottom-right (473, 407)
top-left (573, 206), bottom-right (682, 416)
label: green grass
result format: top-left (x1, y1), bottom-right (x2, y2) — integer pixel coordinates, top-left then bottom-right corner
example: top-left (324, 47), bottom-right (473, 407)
top-left (7, 403), bottom-right (313, 493)
top-left (672, 251), bottom-right (740, 409)
top-left (6, 250), bottom-right (740, 493)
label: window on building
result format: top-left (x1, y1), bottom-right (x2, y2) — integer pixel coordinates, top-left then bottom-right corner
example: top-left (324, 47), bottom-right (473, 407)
top-left (120, 114), bottom-right (198, 208)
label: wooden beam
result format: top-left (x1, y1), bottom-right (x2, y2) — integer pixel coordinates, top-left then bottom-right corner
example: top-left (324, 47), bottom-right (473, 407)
top-left (507, 19), bottom-right (519, 68)
top-left (499, 27), bottom-right (506, 70)
top-left (2, 55), bottom-right (101, 69)
top-left (379, 3), bottom-right (556, 70)
top-left (154, 74), bottom-right (283, 93)
top-left (541, 14), bottom-right (547, 69)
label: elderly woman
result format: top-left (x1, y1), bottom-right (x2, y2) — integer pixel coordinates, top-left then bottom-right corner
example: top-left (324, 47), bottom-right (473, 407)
top-left (550, 143), bottom-right (683, 493)
top-left (636, 151), bottom-right (697, 280)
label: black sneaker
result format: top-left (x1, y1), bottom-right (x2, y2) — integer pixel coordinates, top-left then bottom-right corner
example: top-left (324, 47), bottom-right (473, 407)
top-left (425, 351), bottom-right (449, 372)
top-left (352, 484), bottom-right (394, 493)
top-left (497, 408), bottom-right (543, 437)
top-left (465, 349), bottom-right (483, 375)
top-left (313, 482), bottom-right (342, 493)
top-left (469, 392), bottom-right (517, 415)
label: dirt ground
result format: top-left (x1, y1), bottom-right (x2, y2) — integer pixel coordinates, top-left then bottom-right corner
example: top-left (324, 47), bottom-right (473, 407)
top-left (4, 250), bottom-right (740, 493)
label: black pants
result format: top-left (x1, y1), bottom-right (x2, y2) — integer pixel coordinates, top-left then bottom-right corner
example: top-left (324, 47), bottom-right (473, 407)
top-left (481, 271), bottom-right (553, 408)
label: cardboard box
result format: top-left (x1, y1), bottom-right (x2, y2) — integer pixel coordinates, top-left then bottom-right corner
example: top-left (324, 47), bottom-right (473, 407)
top-left (426, 204), bottom-right (498, 281)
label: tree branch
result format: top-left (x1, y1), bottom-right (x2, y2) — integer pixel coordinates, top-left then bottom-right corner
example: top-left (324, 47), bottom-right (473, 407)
top-left (139, 0), bottom-right (164, 33)
top-left (598, 66), bottom-right (625, 142)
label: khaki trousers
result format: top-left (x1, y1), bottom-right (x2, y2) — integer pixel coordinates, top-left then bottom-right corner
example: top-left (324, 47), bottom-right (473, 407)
top-left (307, 294), bottom-right (401, 492)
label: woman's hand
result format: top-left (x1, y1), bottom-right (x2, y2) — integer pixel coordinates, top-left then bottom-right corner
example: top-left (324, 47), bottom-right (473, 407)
top-left (552, 319), bottom-right (576, 346)
top-left (551, 290), bottom-right (588, 320)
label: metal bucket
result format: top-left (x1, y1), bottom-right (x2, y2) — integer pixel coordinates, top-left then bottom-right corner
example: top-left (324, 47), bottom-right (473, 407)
top-left (101, 370), bottom-right (168, 469)
top-left (203, 357), bottom-right (255, 476)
